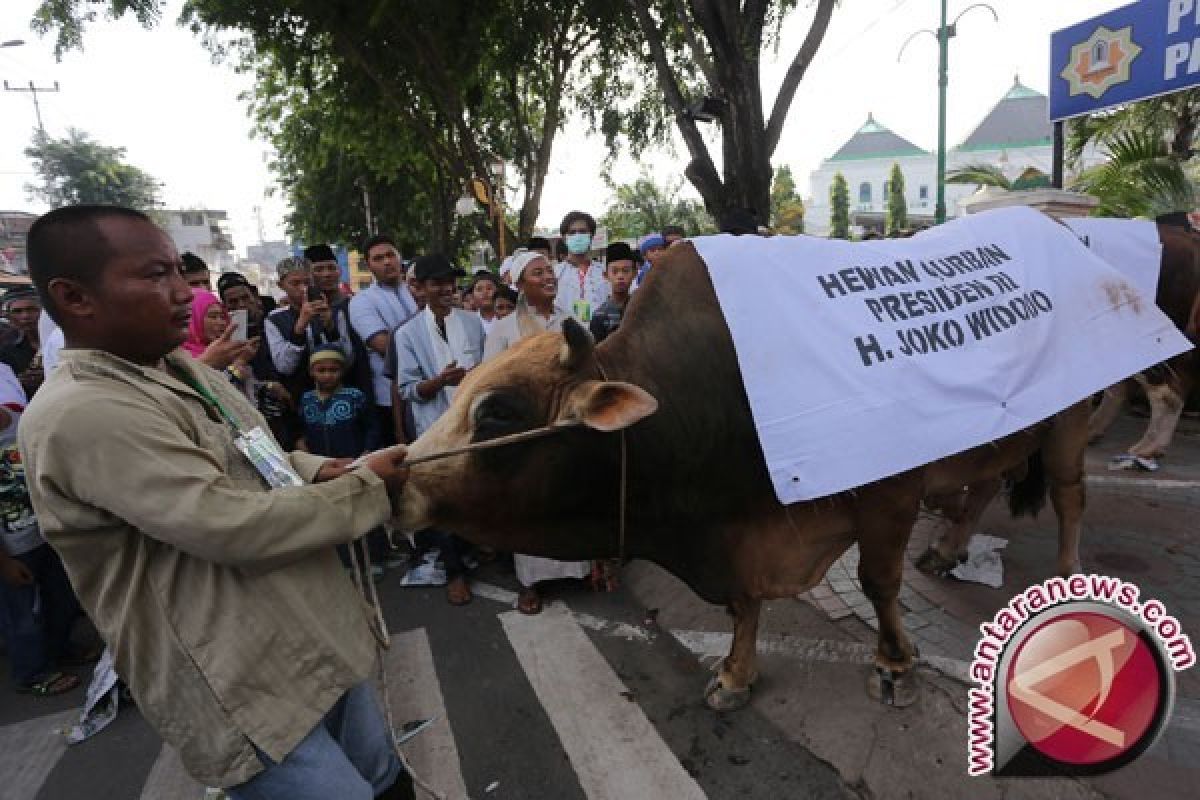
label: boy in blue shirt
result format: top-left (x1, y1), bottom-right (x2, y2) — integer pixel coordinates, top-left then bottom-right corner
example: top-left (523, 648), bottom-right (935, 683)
top-left (298, 347), bottom-right (380, 458)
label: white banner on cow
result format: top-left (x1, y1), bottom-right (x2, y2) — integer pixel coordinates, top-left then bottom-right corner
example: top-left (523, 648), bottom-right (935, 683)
top-left (1062, 217), bottom-right (1162, 303)
top-left (694, 206), bottom-right (1192, 505)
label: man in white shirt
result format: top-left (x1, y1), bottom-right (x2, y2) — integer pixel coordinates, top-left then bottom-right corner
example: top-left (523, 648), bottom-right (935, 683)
top-left (554, 211), bottom-right (610, 325)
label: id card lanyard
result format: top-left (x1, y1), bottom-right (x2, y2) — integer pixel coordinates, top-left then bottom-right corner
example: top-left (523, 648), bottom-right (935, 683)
top-left (170, 362), bottom-right (305, 489)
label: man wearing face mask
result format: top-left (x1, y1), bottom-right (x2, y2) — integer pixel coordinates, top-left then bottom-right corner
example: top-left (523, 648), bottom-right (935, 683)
top-left (555, 211), bottom-right (610, 324)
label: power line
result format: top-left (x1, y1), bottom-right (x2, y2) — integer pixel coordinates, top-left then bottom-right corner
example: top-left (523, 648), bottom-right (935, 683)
top-left (3, 80), bottom-right (60, 134)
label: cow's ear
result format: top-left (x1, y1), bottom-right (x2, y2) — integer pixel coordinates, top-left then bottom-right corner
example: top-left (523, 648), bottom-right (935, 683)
top-left (559, 317), bottom-right (593, 371)
top-left (569, 380), bottom-right (658, 432)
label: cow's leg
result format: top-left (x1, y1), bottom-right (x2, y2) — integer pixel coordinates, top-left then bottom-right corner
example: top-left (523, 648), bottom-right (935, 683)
top-left (857, 505), bottom-right (921, 707)
top-left (1128, 374), bottom-right (1186, 458)
top-left (1045, 404), bottom-right (1089, 576)
top-left (1087, 381), bottom-right (1129, 443)
top-left (917, 478), bottom-right (1003, 576)
top-left (705, 596), bottom-right (760, 712)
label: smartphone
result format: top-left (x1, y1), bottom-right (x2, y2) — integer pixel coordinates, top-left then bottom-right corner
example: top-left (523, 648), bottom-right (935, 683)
top-left (229, 309), bottom-right (249, 342)
top-left (306, 286), bottom-right (324, 303)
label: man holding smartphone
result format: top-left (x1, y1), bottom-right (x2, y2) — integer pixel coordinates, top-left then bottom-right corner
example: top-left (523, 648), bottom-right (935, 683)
top-left (265, 257), bottom-right (355, 445)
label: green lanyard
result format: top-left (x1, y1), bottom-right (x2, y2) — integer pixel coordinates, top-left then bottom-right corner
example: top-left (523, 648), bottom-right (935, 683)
top-left (168, 361), bottom-right (242, 433)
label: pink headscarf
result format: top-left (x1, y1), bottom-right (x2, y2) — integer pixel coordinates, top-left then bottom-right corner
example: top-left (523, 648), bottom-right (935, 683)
top-left (183, 289), bottom-right (225, 357)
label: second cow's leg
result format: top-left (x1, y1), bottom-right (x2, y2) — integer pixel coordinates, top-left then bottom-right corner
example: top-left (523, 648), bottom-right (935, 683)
top-left (857, 493), bottom-right (921, 707)
top-left (917, 478), bottom-right (1003, 576)
top-left (1045, 403), bottom-right (1090, 577)
top-left (1128, 374), bottom-right (1186, 459)
top-left (1087, 381), bottom-right (1129, 443)
top-left (705, 596), bottom-right (761, 712)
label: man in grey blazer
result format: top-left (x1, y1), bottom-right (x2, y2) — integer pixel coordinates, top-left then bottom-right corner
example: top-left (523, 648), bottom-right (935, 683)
top-left (392, 254), bottom-right (485, 605)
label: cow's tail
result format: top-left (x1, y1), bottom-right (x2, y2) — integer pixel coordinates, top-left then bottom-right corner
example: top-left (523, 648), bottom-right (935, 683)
top-left (1007, 451), bottom-right (1047, 519)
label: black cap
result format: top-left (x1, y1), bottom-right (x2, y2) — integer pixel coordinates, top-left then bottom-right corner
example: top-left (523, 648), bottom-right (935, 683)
top-left (217, 271), bottom-right (252, 296)
top-left (606, 242), bottom-right (636, 263)
top-left (3, 286), bottom-right (38, 306)
top-left (303, 243), bottom-right (337, 263)
top-left (180, 251), bottom-right (209, 274)
top-left (412, 254), bottom-right (466, 282)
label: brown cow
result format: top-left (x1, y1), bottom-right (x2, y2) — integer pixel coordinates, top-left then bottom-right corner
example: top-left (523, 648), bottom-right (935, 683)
top-left (398, 242), bottom-right (1089, 711)
top-left (1087, 220), bottom-right (1200, 459)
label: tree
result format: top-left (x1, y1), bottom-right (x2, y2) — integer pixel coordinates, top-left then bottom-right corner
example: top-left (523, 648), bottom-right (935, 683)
top-left (769, 165), bottom-right (805, 234)
top-left (626, 0), bottom-right (837, 222)
top-left (1072, 130), bottom-right (1197, 219)
top-left (885, 162), bottom-right (906, 236)
top-left (946, 162), bottom-right (1013, 190)
top-left (31, 0), bottom-right (625, 255)
top-left (25, 128), bottom-right (160, 210)
top-left (1067, 90), bottom-right (1200, 168)
top-left (599, 173), bottom-right (715, 239)
top-left (829, 171), bottom-right (849, 239)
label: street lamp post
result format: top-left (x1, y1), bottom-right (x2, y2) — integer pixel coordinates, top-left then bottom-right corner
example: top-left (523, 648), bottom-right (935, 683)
top-left (900, 2), bottom-right (997, 225)
top-left (489, 156), bottom-right (506, 259)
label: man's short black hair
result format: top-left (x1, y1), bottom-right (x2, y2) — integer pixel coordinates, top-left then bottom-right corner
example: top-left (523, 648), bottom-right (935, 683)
top-left (555, 239), bottom-right (568, 259)
top-left (3, 286), bottom-right (39, 309)
top-left (216, 271), bottom-right (252, 298)
top-left (496, 285), bottom-right (518, 306)
top-left (362, 233), bottom-right (399, 259)
top-left (27, 205), bottom-right (155, 324)
top-left (606, 242), bottom-right (636, 264)
top-left (303, 243), bottom-right (337, 263)
top-left (559, 211), bottom-right (597, 237)
top-left (662, 224), bottom-right (686, 238)
top-left (526, 236), bottom-right (551, 252)
top-left (471, 271), bottom-right (499, 290)
top-left (180, 251), bottom-right (208, 275)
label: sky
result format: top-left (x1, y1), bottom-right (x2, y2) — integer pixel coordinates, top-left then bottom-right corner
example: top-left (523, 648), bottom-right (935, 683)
top-left (0, 1), bottom-right (1129, 255)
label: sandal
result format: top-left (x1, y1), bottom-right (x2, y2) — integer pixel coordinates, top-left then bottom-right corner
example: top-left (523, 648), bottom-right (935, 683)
top-left (446, 576), bottom-right (473, 606)
top-left (17, 671), bottom-right (80, 697)
top-left (517, 587), bottom-right (543, 615)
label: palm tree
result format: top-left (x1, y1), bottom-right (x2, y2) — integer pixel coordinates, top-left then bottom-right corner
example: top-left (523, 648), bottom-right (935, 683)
top-left (1066, 90), bottom-right (1200, 168)
top-left (946, 163), bottom-right (1012, 190)
top-left (1071, 130), bottom-right (1197, 219)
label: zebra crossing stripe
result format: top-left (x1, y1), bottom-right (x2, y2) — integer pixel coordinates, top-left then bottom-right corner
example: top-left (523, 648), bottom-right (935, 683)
top-left (382, 629), bottom-right (469, 800)
top-left (138, 743), bottom-right (206, 800)
top-left (499, 603), bottom-right (708, 800)
top-left (0, 709), bottom-right (75, 800)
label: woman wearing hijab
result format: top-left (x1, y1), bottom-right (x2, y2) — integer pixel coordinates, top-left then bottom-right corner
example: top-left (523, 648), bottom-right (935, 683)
top-left (482, 251), bottom-right (592, 615)
top-left (184, 289), bottom-right (262, 391)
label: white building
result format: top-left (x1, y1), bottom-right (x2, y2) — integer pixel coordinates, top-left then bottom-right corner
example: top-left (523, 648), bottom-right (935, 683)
top-left (161, 209), bottom-right (236, 272)
top-left (806, 79), bottom-right (1102, 236)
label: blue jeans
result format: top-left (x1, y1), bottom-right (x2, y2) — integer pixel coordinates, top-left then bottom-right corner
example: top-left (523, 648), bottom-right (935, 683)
top-left (0, 543), bottom-right (81, 685)
top-left (226, 682), bottom-right (403, 800)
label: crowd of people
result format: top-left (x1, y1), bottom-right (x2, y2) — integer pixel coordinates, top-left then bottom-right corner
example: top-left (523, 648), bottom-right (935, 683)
top-left (0, 208), bottom-right (688, 705)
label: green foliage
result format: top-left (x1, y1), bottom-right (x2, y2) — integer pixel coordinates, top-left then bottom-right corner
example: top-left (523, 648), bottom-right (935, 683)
top-left (32, 0), bottom-right (163, 58)
top-left (1072, 130), bottom-right (1197, 219)
top-left (885, 162), bottom-right (906, 236)
top-left (599, 173), bottom-right (714, 240)
top-left (24, 128), bottom-right (160, 210)
top-left (829, 172), bottom-right (849, 239)
top-left (946, 163), bottom-right (1012, 190)
top-left (1066, 90), bottom-right (1200, 167)
top-left (770, 165), bottom-right (805, 234)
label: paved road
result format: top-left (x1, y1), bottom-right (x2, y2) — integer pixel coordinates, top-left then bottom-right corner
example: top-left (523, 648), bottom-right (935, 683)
top-left (0, 565), bottom-right (853, 800)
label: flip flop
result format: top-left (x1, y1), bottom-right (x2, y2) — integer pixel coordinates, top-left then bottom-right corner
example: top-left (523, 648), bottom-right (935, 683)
top-left (17, 671), bottom-right (80, 697)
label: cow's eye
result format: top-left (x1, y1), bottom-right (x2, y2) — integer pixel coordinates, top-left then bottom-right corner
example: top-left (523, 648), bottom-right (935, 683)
top-left (473, 391), bottom-right (533, 440)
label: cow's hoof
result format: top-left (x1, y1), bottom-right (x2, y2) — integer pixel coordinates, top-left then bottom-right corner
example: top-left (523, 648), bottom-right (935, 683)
top-left (704, 674), bottom-right (752, 712)
top-left (915, 547), bottom-right (958, 577)
top-left (867, 666), bottom-right (919, 708)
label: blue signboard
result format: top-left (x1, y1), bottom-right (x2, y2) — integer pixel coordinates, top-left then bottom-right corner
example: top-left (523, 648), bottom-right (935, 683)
top-left (1050, 1), bottom-right (1200, 121)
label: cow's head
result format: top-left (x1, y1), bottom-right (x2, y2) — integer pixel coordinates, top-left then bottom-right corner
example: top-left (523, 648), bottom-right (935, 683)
top-left (399, 318), bottom-right (657, 557)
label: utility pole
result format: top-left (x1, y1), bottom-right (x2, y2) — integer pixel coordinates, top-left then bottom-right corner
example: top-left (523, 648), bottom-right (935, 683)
top-left (899, 3), bottom-right (996, 225)
top-left (3, 80), bottom-right (60, 135)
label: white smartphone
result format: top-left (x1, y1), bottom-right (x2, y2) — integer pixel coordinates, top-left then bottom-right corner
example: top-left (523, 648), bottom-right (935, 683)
top-left (229, 309), bottom-right (249, 342)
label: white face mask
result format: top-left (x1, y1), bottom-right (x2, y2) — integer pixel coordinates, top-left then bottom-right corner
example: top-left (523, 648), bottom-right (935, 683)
top-left (565, 232), bottom-right (593, 255)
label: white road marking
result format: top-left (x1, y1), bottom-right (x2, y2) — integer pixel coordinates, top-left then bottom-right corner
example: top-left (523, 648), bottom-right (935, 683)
top-left (383, 629), bottom-right (469, 800)
top-left (138, 744), bottom-right (206, 800)
top-left (1086, 474), bottom-right (1200, 491)
top-left (0, 709), bottom-right (75, 800)
top-left (471, 581), bottom-right (652, 642)
top-left (500, 602), bottom-right (707, 800)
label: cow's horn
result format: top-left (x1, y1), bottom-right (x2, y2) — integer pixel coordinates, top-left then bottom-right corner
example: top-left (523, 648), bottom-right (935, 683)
top-left (560, 317), bottom-right (593, 370)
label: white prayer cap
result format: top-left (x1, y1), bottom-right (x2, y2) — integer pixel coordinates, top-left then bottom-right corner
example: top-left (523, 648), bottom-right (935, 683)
top-left (499, 255), bottom-right (515, 278)
top-left (510, 250), bottom-right (550, 285)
